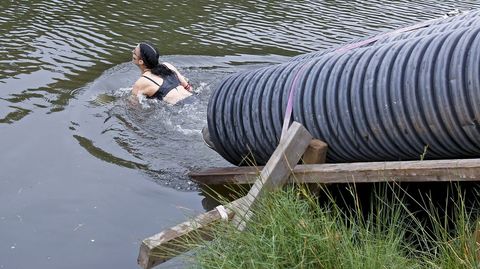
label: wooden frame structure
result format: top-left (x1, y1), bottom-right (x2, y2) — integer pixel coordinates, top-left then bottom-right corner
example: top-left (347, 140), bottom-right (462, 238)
top-left (138, 121), bottom-right (480, 268)
top-left (138, 122), bottom-right (312, 268)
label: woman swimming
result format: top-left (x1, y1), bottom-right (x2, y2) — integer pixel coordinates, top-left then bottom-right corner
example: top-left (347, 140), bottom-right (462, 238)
top-left (131, 42), bottom-right (192, 104)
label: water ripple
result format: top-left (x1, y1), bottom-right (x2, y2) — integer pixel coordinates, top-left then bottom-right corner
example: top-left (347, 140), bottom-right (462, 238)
top-left (0, 0), bottom-right (479, 124)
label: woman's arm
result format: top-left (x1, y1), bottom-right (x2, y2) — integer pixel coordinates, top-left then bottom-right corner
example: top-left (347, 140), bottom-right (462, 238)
top-left (162, 62), bottom-right (192, 91)
top-left (132, 79), bottom-right (143, 95)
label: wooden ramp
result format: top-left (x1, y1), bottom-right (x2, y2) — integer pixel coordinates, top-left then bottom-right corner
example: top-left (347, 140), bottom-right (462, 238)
top-left (189, 158), bottom-right (480, 185)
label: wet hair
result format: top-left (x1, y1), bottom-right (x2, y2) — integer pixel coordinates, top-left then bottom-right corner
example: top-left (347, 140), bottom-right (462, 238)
top-left (138, 42), bottom-right (174, 77)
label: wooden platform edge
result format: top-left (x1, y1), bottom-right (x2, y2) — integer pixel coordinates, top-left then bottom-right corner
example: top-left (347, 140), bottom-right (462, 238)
top-left (188, 158), bottom-right (480, 185)
top-left (138, 197), bottom-right (246, 269)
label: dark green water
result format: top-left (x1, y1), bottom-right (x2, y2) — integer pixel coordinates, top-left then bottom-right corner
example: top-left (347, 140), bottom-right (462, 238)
top-left (1, 1), bottom-right (479, 268)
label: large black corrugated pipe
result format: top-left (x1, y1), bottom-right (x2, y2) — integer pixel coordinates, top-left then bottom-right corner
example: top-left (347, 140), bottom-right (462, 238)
top-left (207, 26), bottom-right (480, 165)
top-left (291, 10), bottom-right (480, 62)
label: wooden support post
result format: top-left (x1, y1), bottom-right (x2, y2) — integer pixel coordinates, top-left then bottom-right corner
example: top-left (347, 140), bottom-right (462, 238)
top-left (302, 139), bottom-right (328, 164)
top-left (231, 122), bottom-right (312, 231)
top-left (302, 139), bottom-right (328, 196)
top-left (138, 197), bottom-right (247, 269)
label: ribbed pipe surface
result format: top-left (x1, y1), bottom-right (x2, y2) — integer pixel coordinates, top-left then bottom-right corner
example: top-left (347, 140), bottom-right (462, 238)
top-left (207, 24), bottom-right (480, 165)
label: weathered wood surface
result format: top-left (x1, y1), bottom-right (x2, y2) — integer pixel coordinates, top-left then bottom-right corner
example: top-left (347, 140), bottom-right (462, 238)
top-left (189, 158), bottom-right (480, 185)
top-left (302, 139), bottom-right (328, 164)
top-left (138, 197), bottom-right (246, 269)
top-left (231, 122), bottom-right (312, 230)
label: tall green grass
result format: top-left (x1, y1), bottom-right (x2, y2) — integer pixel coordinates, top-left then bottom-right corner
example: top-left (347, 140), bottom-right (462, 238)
top-left (413, 186), bottom-right (480, 269)
top-left (189, 183), bottom-right (480, 269)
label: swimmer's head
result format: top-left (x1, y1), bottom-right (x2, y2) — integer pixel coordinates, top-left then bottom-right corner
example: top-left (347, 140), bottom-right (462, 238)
top-left (138, 42), bottom-right (159, 69)
top-left (132, 42), bottom-right (173, 76)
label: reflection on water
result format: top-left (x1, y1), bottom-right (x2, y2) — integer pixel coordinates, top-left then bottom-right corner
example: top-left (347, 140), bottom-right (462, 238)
top-left (2, 0), bottom-right (478, 124)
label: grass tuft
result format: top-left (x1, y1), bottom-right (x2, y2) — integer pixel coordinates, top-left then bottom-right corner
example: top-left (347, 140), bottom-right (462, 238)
top-left (180, 182), bottom-right (480, 269)
top-left (192, 184), bottom-right (429, 269)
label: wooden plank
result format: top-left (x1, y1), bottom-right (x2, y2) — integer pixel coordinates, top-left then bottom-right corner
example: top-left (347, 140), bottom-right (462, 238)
top-left (231, 122), bottom-right (312, 231)
top-left (138, 197), bottom-right (246, 269)
top-left (189, 158), bottom-right (480, 185)
top-left (302, 139), bottom-right (328, 164)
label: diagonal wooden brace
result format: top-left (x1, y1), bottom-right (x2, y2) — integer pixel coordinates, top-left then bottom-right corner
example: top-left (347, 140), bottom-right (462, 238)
top-left (231, 121), bottom-right (312, 231)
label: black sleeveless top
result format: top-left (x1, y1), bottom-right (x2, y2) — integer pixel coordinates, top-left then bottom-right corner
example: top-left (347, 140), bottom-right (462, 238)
top-left (142, 73), bottom-right (181, 100)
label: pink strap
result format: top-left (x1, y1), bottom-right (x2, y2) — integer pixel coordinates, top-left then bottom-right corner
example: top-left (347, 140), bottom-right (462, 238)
top-left (280, 63), bottom-right (311, 142)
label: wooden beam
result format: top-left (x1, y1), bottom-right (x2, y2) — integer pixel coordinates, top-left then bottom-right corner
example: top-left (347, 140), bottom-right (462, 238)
top-left (302, 139), bottom-right (328, 196)
top-left (189, 158), bottom-right (480, 185)
top-left (231, 122), bottom-right (312, 230)
top-left (302, 139), bottom-right (328, 164)
top-left (138, 197), bottom-right (246, 269)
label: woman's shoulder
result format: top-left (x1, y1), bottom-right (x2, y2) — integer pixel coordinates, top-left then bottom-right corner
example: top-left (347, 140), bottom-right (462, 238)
top-left (134, 76), bottom-right (151, 86)
top-left (133, 74), bottom-right (163, 96)
top-left (133, 74), bottom-right (159, 90)
top-left (137, 72), bottom-right (163, 83)
top-left (161, 62), bottom-right (178, 71)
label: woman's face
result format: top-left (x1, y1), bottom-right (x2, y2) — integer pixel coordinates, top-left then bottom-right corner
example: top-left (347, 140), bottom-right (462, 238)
top-left (132, 45), bottom-right (141, 64)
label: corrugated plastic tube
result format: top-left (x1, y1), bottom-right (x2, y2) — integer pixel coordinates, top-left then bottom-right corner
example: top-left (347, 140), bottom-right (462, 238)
top-left (207, 23), bottom-right (480, 165)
